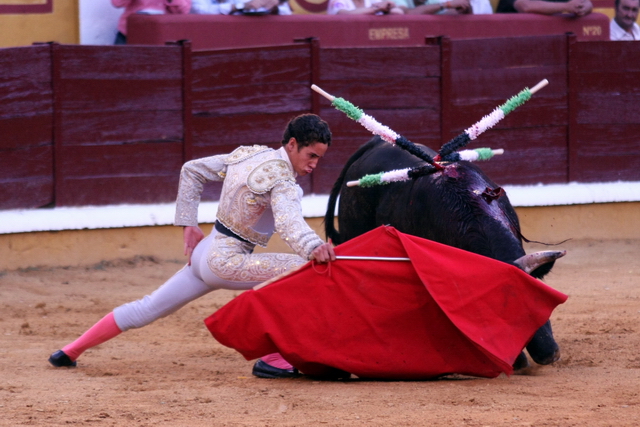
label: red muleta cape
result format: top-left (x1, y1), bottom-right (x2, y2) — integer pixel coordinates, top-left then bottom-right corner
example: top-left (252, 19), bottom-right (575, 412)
top-left (205, 226), bottom-right (567, 380)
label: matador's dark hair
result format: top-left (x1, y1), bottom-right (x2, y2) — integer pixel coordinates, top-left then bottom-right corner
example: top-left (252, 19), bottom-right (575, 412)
top-left (281, 114), bottom-right (332, 149)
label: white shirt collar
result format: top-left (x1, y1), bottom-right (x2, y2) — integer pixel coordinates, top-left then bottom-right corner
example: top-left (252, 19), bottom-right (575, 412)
top-left (610, 19), bottom-right (640, 41)
top-left (277, 146), bottom-right (297, 177)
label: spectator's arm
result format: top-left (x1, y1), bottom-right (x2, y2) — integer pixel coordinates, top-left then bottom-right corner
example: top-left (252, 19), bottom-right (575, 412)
top-left (191, 0), bottom-right (232, 13)
top-left (166, 0), bottom-right (192, 14)
top-left (514, 0), bottom-right (591, 15)
top-left (111, 0), bottom-right (133, 8)
top-left (277, 1), bottom-right (293, 14)
top-left (405, 3), bottom-right (443, 13)
top-left (574, 0), bottom-right (592, 16)
top-left (449, 0), bottom-right (471, 13)
top-left (246, 0), bottom-right (281, 9)
top-left (334, 0), bottom-right (399, 14)
top-left (334, 4), bottom-right (379, 13)
top-left (406, 0), bottom-right (470, 14)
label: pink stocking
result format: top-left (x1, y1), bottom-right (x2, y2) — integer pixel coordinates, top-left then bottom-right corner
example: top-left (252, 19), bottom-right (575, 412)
top-left (61, 312), bottom-right (122, 361)
top-left (260, 353), bottom-right (294, 370)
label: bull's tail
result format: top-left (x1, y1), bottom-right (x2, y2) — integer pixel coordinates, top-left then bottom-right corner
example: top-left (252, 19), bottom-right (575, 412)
top-left (324, 137), bottom-right (382, 245)
top-left (324, 178), bottom-right (342, 244)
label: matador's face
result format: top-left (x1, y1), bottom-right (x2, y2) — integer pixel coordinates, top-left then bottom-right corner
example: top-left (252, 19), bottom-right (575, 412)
top-left (285, 138), bottom-right (328, 176)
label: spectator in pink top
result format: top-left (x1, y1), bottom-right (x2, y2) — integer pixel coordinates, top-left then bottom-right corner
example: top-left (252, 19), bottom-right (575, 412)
top-left (112, 0), bottom-right (192, 44)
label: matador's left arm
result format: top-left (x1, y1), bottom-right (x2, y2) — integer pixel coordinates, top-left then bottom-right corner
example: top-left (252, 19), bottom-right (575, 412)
top-left (270, 181), bottom-right (324, 260)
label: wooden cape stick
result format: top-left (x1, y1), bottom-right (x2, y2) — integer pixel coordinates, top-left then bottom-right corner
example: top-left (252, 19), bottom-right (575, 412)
top-left (335, 256), bottom-right (410, 261)
top-left (253, 256), bottom-right (410, 290)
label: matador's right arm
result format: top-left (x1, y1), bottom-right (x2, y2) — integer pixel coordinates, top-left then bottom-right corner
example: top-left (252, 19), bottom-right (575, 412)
top-left (174, 155), bottom-right (227, 227)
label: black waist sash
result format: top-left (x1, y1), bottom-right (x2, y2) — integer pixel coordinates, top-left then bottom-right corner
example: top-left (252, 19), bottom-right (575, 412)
top-left (214, 221), bottom-right (252, 245)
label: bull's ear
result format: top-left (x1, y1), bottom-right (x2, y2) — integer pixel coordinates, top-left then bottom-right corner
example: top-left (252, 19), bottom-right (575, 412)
top-left (513, 250), bottom-right (566, 277)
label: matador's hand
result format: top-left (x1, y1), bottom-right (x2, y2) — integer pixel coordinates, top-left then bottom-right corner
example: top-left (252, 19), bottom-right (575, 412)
top-left (311, 239), bottom-right (336, 263)
top-left (183, 226), bottom-right (205, 266)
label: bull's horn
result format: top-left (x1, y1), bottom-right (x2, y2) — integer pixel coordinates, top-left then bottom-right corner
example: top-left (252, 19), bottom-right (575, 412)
top-left (513, 250), bottom-right (566, 274)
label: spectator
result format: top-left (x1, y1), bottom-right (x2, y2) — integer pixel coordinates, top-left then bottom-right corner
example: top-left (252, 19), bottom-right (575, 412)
top-left (405, 0), bottom-right (493, 14)
top-left (327, 0), bottom-right (405, 15)
top-left (610, 0), bottom-right (640, 40)
top-left (496, 0), bottom-right (592, 15)
top-left (191, 0), bottom-right (292, 15)
top-left (112, 0), bottom-right (191, 45)
top-left (405, 0), bottom-right (470, 14)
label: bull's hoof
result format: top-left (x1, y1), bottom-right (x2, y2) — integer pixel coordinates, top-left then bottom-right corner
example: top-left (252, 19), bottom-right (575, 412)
top-left (309, 367), bottom-right (352, 381)
top-left (532, 348), bottom-right (561, 366)
top-left (526, 320), bottom-right (560, 365)
top-left (512, 351), bottom-right (530, 371)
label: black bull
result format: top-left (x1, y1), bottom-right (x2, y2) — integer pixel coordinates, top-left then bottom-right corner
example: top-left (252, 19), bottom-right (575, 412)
top-left (324, 137), bottom-right (565, 370)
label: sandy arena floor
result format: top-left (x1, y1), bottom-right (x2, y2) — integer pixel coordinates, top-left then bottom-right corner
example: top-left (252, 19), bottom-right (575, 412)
top-left (1, 238), bottom-right (639, 426)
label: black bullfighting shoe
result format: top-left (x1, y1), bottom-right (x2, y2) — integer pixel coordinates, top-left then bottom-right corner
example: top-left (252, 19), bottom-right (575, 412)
top-left (48, 350), bottom-right (77, 368)
top-left (252, 359), bottom-right (300, 379)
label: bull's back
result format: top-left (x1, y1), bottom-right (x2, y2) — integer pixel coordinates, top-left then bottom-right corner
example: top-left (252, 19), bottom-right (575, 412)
top-left (336, 138), bottom-right (433, 242)
top-left (336, 139), bottom-right (525, 263)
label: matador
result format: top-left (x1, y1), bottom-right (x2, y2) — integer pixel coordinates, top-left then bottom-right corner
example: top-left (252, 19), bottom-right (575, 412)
top-left (48, 114), bottom-right (336, 379)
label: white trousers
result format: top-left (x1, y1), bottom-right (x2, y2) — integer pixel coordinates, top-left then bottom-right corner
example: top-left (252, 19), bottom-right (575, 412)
top-left (113, 230), bottom-right (305, 331)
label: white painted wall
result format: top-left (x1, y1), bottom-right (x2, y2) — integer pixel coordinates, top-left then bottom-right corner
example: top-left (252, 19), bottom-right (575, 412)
top-left (79, 0), bottom-right (123, 45)
top-left (2, 182), bottom-right (640, 234)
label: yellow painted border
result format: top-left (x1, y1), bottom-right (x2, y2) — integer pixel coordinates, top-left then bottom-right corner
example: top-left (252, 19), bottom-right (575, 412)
top-left (1, 203), bottom-right (639, 271)
top-left (0, 0), bottom-right (77, 48)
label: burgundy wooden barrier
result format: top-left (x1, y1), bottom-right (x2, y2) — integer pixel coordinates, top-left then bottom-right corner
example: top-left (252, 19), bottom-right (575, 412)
top-left (2, 35), bottom-right (640, 211)
top-left (190, 42), bottom-right (315, 198)
top-left (569, 39), bottom-right (640, 183)
top-left (0, 45), bottom-right (53, 210)
top-left (126, 13), bottom-right (610, 51)
top-left (446, 34), bottom-right (570, 185)
top-left (314, 40), bottom-right (443, 194)
top-left (52, 44), bottom-right (185, 206)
